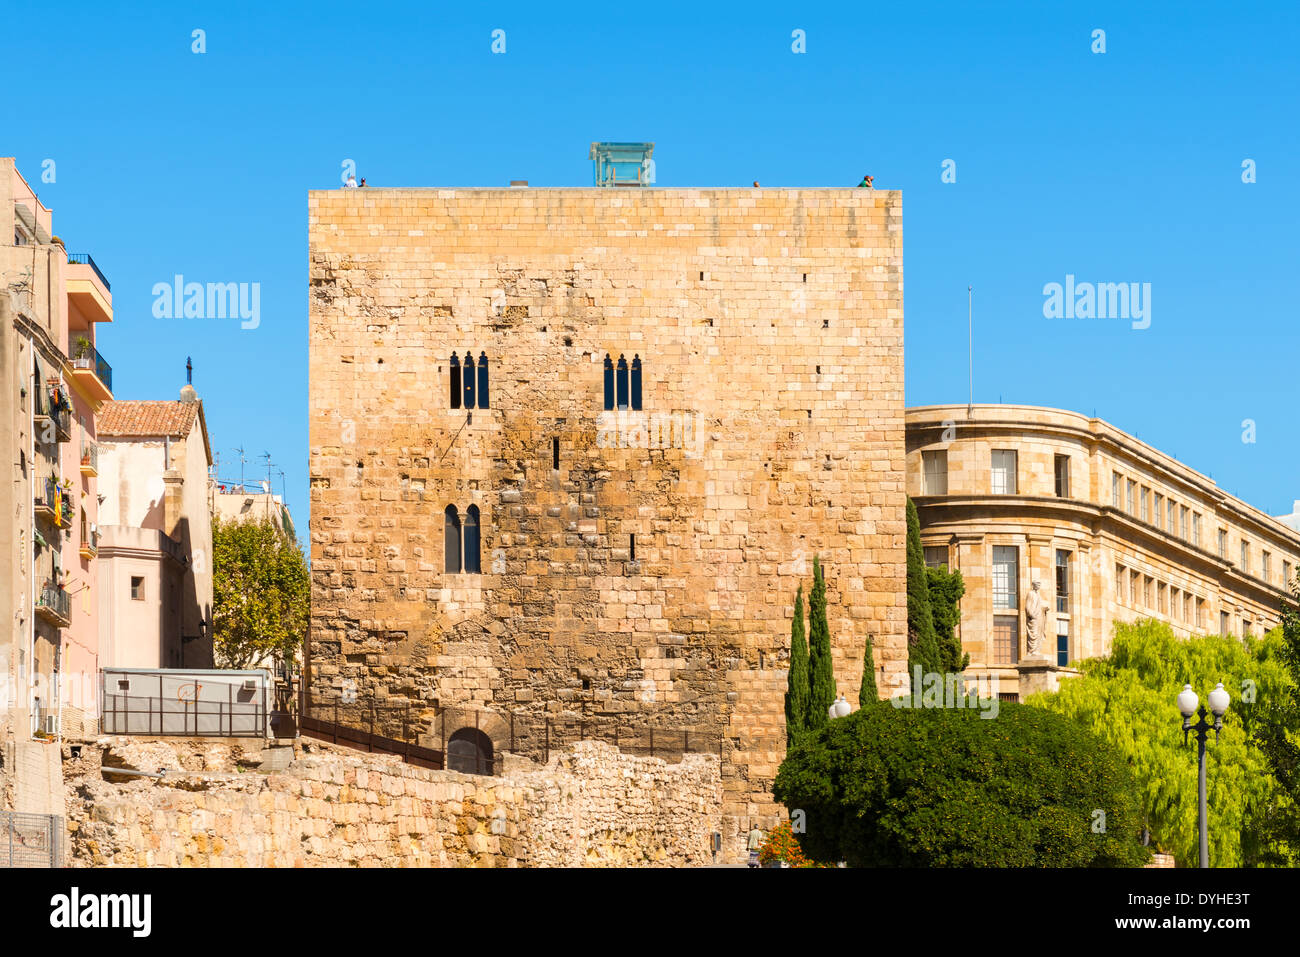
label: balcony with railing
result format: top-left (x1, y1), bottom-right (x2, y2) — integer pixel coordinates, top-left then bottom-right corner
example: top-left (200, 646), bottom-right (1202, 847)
top-left (33, 385), bottom-right (72, 444)
top-left (36, 584), bottom-right (71, 628)
top-left (65, 253), bottom-right (110, 292)
top-left (80, 527), bottom-right (99, 561)
top-left (69, 342), bottom-right (113, 400)
top-left (80, 441), bottom-right (99, 476)
top-left (34, 478), bottom-right (59, 525)
top-left (65, 252), bottom-right (112, 324)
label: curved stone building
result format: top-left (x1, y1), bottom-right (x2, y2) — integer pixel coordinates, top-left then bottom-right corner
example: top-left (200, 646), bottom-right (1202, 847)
top-left (906, 404), bottom-right (1300, 698)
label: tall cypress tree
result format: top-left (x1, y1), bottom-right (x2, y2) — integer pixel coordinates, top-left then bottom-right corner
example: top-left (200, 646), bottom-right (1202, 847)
top-left (806, 555), bottom-right (836, 730)
top-left (859, 635), bottom-right (878, 705)
top-left (927, 564), bottom-right (969, 672)
top-left (906, 497), bottom-right (943, 676)
top-left (784, 585), bottom-right (809, 743)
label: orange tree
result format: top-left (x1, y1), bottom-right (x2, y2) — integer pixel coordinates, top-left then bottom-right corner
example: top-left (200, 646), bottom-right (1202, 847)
top-left (758, 822), bottom-right (813, 867)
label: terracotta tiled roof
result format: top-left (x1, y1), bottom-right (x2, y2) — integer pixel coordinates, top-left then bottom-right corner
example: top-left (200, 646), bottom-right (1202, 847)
top-left (97, 400), bottom-right (200, 438)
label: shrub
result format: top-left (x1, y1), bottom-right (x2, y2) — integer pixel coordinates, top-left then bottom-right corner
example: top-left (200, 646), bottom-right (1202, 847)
top-left (773, 697), bottom-right (1149, 867)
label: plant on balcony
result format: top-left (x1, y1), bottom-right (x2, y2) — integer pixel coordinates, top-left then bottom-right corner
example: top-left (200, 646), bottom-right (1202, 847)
top-left (73, 335), bottom-right (92, 360)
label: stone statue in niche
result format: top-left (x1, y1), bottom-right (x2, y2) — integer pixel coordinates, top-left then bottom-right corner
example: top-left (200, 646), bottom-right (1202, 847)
top-left (1025, 579), bottom-right (1048, 657)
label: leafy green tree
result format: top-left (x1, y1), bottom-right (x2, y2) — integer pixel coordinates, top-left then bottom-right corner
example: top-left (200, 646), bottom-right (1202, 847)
top-left (212, 516), bottom-right (310, 670)
top-left (1027, 620), bottom-right (1295, 867)
top-left (1250, 580), bottom-right (1300, 862)
top-left (785, 585), bottom-right (809, 742)
top-left (905, 498), bottom-right (942, 675)
top-left (774, 697), bottom-right (1148, 867)
top-left (927, 563), bottom-right (968, 672)
top-left (859, 635), bottom-right (878, 705)
top-left (806, 555), bottom-right (836, 731)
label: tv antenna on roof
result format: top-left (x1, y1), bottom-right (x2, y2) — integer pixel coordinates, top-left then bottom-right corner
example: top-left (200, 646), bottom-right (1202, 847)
top-left (967, 284), bottom-right (974, 419)
top-left (235, 446), bottom-right (246, 491)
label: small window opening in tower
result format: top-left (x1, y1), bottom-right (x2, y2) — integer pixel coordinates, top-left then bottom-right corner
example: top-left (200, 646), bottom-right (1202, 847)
top-left (630, 533), bottom-right (636, 562)
top-left (552, 437), bottom-right (560, 471)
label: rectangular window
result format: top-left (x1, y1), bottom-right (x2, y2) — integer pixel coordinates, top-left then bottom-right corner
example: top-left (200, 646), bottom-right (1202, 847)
top-left (1055, 550), bottom-right (1071, 613)
top-left (130, 576), bottom-right (144, 601)
top-left (1218, 528), bottom-right (1227, 558)
top-left (1184, 592), bottom-right (1192, 624)
top-left (1196, 598), bottom-right (1205, 630)
top-left (1115, 563), bottom-right (1124, 603)
top-left (1158, 582), bottom-right (1167, 615)
top-left (1285, 560), bottom-right (1292, 589)
top-left (1263, 551), bottom-right (1271, 581)
top-left (993, 615), bottom-right (1019, 665)
top-left (1171, 587), bottom-right (1180, 621)
top-left (1056, 620), bottom-right (1069, 668)
top-left (924, 545), bottom-right (949, 570)
top-left (993, 546), bottom-right (1019, 610)
top-left (1126, 479), bottom-right (1136, 515)
top-left (1241, 540), bottom-right (1249, 573)
top-left (1130, 569), bottom-right (1139, 604)
top-left (1154, 494), bottom-right (1164, 529)
top-left (1144, 576), bottom-right (1153, 608)
top-left (1112, 471), bottom-right (1122, 508)
top-left (1140, 487), bottom-right (1149, 522)
top-left (1054, 455), bottom-right (1070, 498)
top-left (1242, 617), bottom-right (1251, 637)
top-left (1220, 610), bottom-right (1230, 636)
top-left (1167, 500), bottom-right (1177, 532)
top-left (922, 450), bottom-right (948, 495)
top-left (1192, 512), bottom-right (1201, 547)
top-left (991, 450), bottom-right (1017, 495)
top-left (1180, 506), bottom-right (1188, 540)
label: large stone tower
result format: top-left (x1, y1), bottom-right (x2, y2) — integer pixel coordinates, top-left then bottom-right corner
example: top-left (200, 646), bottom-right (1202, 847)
top-left (307, 184), bottom-right (907, 835)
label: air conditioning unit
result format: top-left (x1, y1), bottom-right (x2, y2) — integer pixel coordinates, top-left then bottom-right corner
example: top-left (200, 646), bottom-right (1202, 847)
top-left (241, 679), bottom-right (258, 692)
top-left (40, 714), bottom-right (59, 736)
top-left (117, 678), bottom-right (131, 692)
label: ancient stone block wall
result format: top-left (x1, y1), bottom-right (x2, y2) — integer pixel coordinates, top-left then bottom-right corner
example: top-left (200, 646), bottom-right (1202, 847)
top-left (307, 187), bottom-right (907, 830)
top-left (64, 738), bottom-right (720, 867)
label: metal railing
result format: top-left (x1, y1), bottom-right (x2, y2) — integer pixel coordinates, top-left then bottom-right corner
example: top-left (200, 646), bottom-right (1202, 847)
top-left (71, 344), bottom-right (112, 393)
top-left (100, 670), bottom-right (269, 737)
top-left (81, 441), bottom-right (98, 471)
top-left (36, 387), bottom-right (71, 441)
top-left (66, 252), bottom-right (111, 292)
top-left (37, 584), bottom-right (71, 621)
top-left (36, 477), bottom-right (59, 515)
top-left (299, 690), bottom-right (724, 775)
top-left (1, 811), bottom-right (63, 867)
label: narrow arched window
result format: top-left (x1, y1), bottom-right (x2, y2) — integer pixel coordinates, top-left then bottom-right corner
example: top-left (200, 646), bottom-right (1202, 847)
top-left (630, 355), bottom-right (642, 411)
top-left (444, 505), bottom-right (461, 574)
top-left (476, 352), bottom-right (489, 409)
top-left (449, 354), bottom-right (461, 409)
top-left (616, 355), bottom-right (629, 410)
top-left (603, 355), bottom-right (614, 410)
top-left (463, 352), bottom-right (476, 409)
top-left (464, 505), bottom-right (481, 573)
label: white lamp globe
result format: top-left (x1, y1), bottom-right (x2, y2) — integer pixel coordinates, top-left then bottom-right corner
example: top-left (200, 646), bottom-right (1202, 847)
top-left (1208, 682), bottom-right (1231, 717)
top-left (1177, 684), bottom-right (1199, 718)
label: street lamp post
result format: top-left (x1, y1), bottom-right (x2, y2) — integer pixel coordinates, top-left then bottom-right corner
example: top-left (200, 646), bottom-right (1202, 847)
top-left (1176, 682), bottom-right (1231, 868)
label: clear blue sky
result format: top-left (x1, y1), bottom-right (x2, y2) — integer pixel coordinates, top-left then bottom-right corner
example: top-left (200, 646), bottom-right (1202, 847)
top-left (5, 0), bottom-right (1298, 531)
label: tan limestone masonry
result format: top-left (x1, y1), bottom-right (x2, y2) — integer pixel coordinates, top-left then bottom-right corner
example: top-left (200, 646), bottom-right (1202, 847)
top-left (307, 187), bottom-right (908, 833)
top-left (64, 737), bottom-right (721, 867)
